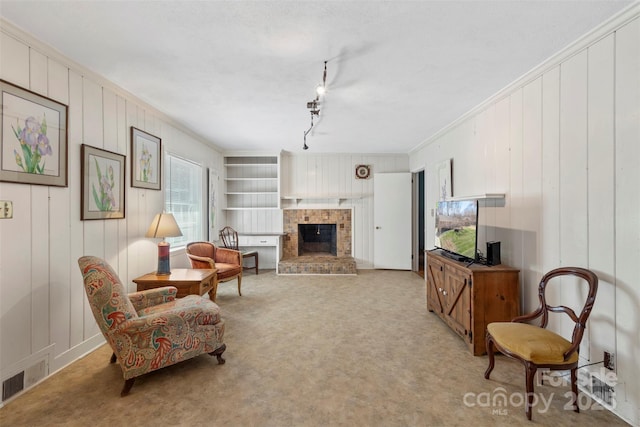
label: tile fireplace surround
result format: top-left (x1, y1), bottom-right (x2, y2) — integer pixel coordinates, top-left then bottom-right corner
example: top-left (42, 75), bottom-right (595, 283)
top-left (280, 209), bottom-right (357, 274)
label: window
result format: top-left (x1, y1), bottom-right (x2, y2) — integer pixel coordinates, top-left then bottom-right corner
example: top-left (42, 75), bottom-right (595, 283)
top-left (165, 154), bottom-right (203, 248)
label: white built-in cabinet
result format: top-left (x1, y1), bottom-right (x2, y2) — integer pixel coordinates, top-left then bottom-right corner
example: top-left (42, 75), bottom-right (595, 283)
top-left (223, 154), bottom-right (283, 271)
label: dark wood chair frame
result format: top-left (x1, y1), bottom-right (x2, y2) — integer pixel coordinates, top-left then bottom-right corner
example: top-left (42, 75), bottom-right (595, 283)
top-left (219, 226), bottom-right (259, 274)
top-left (111, 345), bottom-right (226, 396)
top-left (484, 267), bottom-right (598, 421)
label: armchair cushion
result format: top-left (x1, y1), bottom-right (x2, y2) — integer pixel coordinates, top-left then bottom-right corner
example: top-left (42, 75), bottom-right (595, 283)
top-left (215, 263), bottom-right (243, 281)
top-left (137, 295), bottom-right (222, 325)
top-left (486, 322), bottom-right (578, 365)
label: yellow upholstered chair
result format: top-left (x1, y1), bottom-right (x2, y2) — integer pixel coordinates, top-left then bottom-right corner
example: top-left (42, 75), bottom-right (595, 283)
top-left (186, 241), bottom-right (242, 301)
top-left (484, 267), bottom-right (598, 420)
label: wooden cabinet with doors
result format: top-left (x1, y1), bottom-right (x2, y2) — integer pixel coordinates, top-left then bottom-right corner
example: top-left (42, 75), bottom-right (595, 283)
top-left (426, 250), bottom-right (520, 355)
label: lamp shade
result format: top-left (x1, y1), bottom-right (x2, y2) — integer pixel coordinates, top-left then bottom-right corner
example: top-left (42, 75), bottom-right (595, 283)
top-left (145, 213), bottom-right (183, 239)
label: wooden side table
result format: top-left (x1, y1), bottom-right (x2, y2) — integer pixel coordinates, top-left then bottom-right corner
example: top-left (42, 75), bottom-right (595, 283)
top-left (132, 268), bottom-right (218, 300)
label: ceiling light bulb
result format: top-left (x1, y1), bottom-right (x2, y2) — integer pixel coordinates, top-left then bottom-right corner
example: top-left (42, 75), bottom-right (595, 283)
top-left (316, 85), bottom-right (326, 96)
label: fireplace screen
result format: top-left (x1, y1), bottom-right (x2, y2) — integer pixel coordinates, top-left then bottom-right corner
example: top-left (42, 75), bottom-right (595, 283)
top-left (298, 224), bottom-right (337, 256)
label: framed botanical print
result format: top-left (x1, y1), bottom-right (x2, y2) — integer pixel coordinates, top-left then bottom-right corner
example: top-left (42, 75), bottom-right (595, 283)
top-left (81, 144), bottom-right (125, 220)
top-left (0, 79), bottom-right (68, 186)
top-left (131, 127), bottom-right (161, 190)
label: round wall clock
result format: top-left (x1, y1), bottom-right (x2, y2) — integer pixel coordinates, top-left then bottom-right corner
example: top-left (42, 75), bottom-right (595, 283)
top-left (355, 164), bottom-right (370, 179)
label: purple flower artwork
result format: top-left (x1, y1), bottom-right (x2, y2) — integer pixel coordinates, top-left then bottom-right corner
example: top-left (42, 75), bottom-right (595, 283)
top-left (1, 80), bottom-right (68, 187)
top-left (12, 115), bottom-right (53, 174)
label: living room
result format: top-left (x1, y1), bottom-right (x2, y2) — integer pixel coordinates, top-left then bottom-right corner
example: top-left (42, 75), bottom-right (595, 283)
top-left (1, 2), bottom-right (639, 426)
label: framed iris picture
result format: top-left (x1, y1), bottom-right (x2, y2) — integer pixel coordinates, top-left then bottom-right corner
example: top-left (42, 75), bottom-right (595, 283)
top-left (81, 144), bottom-right (125, 220)
top-left (131, 127), bottom-right (161, 190)
top-left (0, 79), bottom-right (68, 186)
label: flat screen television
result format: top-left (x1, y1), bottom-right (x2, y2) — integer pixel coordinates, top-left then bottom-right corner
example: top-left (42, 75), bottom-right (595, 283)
top-left (434, 199), bottom-right (478, 262)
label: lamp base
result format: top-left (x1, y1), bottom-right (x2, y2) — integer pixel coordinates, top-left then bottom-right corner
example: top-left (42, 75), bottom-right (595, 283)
top-left (156, 241), bottom-right (171, 275)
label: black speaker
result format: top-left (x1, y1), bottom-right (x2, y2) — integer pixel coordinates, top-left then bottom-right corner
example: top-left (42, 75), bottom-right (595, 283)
top-left (486, 241), bottom-right (501, 266)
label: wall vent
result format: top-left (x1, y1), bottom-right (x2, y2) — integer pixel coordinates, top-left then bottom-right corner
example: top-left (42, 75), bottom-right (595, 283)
top-left (2, 371), bottom-right (24, 401)
top-left (592, 375), bottom-right (615, 406)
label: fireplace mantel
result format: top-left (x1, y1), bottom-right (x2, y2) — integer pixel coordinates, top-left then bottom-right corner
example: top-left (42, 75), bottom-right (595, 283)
top-left (281, 194), bottom-right (363, 206)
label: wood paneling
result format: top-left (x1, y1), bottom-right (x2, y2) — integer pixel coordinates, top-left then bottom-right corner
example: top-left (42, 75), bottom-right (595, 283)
top-left (614, 17), bottom-right (640, 418)
top-left (0, 26), bottom-right (224, 382)
top-left (559, 50), bottom-right (589, 341)
top-left (29, 48), bottom-right (51, 353)
top-left (508, 89), bottom-right (523, 274)
top-left (541, 66), bottom-right (561, 332)
top-left (411, 13), bottom-right (640, 425)
top-left (587, 33), bottom-right (616, 362)
top-left (522, 77), bottom-right (542, 315)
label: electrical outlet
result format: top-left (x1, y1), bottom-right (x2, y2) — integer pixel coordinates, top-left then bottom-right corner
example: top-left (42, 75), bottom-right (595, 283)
top-left (0, 201), bottom-right (13, 219)
top-left (604, 351), bottom-right (615, 371)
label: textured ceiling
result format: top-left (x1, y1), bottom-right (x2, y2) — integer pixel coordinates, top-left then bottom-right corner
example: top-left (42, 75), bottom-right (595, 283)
top-left (0, 1), bottom-right (633, 153)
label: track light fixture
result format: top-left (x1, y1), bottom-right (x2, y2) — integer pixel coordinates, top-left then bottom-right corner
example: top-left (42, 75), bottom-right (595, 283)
top-left (302, 61), bottom-right (327, 150)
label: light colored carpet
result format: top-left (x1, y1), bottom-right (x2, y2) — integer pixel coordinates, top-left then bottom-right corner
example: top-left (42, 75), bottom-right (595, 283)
top-left (0, 270), bottom-right (628, 426)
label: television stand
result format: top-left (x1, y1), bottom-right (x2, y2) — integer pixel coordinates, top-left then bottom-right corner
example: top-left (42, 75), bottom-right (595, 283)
top-left (426, 251), bottom-right (520, 355)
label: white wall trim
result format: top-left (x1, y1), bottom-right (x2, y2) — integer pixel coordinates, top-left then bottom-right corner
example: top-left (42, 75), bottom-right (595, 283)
top-left (50, 334), bottom-right (106, 375)
top-left (0, 334), bottom-right (104, 408)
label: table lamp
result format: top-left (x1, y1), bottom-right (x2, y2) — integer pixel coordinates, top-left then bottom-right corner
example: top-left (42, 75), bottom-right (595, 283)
top-left (146, 212), bottom-right (183, 275)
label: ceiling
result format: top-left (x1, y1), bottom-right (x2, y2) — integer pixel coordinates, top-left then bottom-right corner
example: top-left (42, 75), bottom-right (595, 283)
top-left (0, 1), bottom-right (633, 154)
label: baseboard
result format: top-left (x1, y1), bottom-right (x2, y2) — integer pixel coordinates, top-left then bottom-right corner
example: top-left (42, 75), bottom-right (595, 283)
top-left (0, 334), bottom-right (105, 408)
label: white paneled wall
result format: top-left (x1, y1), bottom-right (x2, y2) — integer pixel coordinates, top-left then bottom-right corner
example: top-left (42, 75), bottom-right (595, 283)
top-left (0, 21), bottom-right (224, 392)
top-left (281, 152), bottom-right (409, 268)
top-left (409, 12), bottom-right (640, 425)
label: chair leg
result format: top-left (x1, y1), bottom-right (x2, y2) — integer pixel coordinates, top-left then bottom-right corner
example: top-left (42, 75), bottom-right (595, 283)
top-left (237, 275), bottom-right (242, 296)
top-left (121, 378), bottom-right (135, 397)
top-left (209, 281), bottom-right (218, 302)
top-left (571, 368), bottom-right (579, 413)
top-left (255, 253), bottom-right (259, 275)
top-left (209, 343), bottom-right (226, 365)
top-left (525, 364), bottom-right (536, 421)
top-left (110, 353), bottom-right (117, 364)
top-left (484, 332), bottom-right (495, 379)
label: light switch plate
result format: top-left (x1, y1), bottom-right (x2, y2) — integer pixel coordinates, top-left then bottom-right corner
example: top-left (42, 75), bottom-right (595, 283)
top-left (0, 200), bottom-right (13, 219)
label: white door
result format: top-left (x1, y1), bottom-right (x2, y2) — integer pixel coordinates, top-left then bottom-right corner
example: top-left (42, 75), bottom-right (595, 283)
top-left (374, 172), bottom-right (412, 269)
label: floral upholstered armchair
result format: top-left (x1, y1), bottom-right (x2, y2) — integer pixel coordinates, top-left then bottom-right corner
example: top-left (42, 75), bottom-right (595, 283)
top-left (77, 256), bottom-right (226, 396)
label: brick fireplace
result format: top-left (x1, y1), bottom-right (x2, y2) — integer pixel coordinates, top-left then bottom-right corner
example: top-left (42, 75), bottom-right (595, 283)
top-left (280, 209), bottom-right (356, 274)
top-left (283, 209), bottom-right (352, 258)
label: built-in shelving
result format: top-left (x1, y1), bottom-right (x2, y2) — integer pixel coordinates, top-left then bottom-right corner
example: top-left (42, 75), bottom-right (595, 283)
top-left (223, 155), bottom-right (280, 211)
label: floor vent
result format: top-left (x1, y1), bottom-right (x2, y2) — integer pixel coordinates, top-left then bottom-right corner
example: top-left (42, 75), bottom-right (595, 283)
top-left (2, 371), bottom-right (24, 401)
